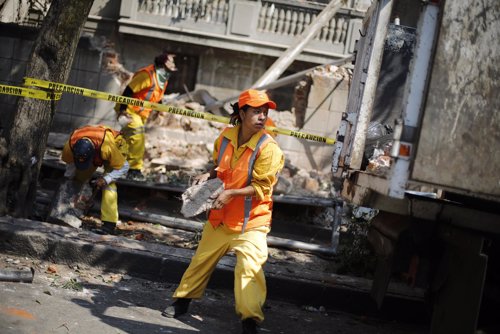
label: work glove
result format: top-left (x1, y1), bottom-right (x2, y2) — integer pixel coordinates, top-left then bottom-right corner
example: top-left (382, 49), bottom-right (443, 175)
top-left (89, 177), bottom-right (107, 190)
top-left (64, 163), bottom-right (76, 180)
top-left (117, 113), bottom-right (132, 127)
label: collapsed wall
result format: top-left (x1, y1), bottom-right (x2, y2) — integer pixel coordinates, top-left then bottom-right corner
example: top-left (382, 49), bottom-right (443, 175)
top-left (141, 65), bottom-right (351, 200)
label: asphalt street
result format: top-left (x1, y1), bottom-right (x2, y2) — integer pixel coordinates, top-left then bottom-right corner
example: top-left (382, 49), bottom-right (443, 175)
top-left (0, 253), bottom-right (429, 334)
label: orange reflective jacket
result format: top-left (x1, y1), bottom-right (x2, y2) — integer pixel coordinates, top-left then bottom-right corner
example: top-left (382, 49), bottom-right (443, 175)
top-left (130, 64), bottom-right (167, 118)
top-left (69, 125), bottom-right (121, 167)
top-left (208, 129), bottom-right (276, 232)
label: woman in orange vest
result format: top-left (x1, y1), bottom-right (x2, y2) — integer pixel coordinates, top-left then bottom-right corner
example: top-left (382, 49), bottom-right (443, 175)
top-left (163, 89), bottom-right (284, 334)
top-left (115, 52), bottom-right (177, 181)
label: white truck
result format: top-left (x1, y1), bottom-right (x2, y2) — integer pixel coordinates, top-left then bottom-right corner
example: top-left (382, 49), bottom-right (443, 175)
top-left (332, 0), bottom-right (499, 333)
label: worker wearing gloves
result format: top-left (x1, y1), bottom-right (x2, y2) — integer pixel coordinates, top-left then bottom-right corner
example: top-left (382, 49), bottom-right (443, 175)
top-left (162, 89), bottom-right (284, 334)
top-left (115, 51), bottom-right (177, 181)
top-left (62, 125), bottom-right (129, 235)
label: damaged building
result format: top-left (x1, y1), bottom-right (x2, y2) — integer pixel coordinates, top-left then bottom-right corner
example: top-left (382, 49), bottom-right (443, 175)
top-left (0, 0), bottom-right (370, 178)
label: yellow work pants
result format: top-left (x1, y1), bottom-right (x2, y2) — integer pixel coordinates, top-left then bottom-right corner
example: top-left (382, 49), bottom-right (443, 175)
top-left (74, 167), bottom-right (119, 223)
top-left (173, 223), bottom-right (270, 322)
top-left (122, 110), bottom-right (146, 170)
top-left (101, 182), bottom-right (118, 222)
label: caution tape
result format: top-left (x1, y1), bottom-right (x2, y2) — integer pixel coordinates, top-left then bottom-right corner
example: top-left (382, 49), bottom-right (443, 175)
top-left (0, 84), bottom-right (62, 101)
top-left (20, 77), bottom-right (336, 145)
top-left (265, 126), bottom-right (335, 145)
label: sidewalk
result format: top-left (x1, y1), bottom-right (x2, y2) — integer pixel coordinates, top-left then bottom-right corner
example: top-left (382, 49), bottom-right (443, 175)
top-left (0, 216), bottom-right (429, 331)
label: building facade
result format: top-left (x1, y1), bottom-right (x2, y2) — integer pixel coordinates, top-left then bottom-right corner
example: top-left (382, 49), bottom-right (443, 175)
top-left (0, 0), bottom-right (370, 171)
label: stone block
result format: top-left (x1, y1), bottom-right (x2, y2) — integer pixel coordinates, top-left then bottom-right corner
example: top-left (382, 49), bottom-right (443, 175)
top-left (301, 107), bottom-right (330, 134)
top-left (230, 1), bottom-right (260, 37)
top-left (307, 83), bottom-right (334, 110)
top-left (276, 135), bottom-right (302, 152)
top-left (329, 88), bottom-right (348, 113)
top-left (304, 177), bottom-right (320, 193)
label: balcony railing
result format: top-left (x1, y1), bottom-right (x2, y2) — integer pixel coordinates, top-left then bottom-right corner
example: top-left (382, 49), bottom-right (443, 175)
top-left (119, 0), bottom-right (367, 62)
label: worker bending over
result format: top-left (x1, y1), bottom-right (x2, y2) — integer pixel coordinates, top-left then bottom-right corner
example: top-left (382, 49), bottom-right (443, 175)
top-left (62, 125), bottom-right (129, 234)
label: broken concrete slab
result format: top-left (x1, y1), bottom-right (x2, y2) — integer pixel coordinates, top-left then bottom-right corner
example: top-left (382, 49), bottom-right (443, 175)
top-left (47, 180), bottom-right (94, 228)
top-left (181, 178), bottom-right (223, 218)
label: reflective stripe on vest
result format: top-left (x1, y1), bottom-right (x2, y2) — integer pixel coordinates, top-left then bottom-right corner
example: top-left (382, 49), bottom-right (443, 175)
top-left (217, 133), bottom-right (271, 233)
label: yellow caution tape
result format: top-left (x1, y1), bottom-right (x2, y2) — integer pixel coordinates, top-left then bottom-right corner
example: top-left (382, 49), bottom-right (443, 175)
top-left (21, 77), bottom-right (336, 145)
top-left (0, 83), bottom-right (61, 101)
top-left (265, 126), bottom-right (335, 145)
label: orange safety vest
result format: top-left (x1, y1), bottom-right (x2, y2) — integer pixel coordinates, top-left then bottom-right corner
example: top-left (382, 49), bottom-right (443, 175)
top-left (69, 125), bottom-right (121, 167)
top-left (130, 64), bottom-right (167, 118)
top-left (208, 129), bottom-right (276, 233)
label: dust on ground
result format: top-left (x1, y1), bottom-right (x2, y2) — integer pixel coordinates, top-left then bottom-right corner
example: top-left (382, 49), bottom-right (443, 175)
top-left (0, 252), bottom-right (428, 334)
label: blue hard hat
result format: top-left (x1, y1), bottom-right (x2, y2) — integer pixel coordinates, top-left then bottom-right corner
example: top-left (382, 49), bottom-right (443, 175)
top-left (72, 138), bottom-right (95, 170)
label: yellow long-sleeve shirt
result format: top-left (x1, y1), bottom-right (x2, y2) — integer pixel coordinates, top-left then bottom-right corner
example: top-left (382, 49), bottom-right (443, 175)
top-left (213, 125), bottom-right (284, 200)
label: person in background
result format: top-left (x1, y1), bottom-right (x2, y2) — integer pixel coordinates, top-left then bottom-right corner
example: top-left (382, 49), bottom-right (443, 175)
top-left (162, 89), bottom-right (284, 334)
top-left (62, 125), bottom-right (129, 235)
top-left (115, 51), bottom-right (177, 181)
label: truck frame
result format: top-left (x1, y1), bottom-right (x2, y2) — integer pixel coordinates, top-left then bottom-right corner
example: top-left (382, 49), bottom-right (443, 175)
top-left (332, 0), bottom-right (500, 333)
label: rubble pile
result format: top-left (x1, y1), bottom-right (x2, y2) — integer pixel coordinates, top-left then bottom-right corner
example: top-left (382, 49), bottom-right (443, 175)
top-left (141, 99), bottom-right (334, 198)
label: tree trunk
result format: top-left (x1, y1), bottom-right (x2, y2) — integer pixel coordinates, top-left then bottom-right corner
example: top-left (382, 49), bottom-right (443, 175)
top-left (0, 0), bottom-right (94, 217)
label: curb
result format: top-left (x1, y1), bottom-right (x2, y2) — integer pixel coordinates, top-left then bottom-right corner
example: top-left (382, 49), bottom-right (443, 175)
top-left (0, 216), bottom-right (428, 323)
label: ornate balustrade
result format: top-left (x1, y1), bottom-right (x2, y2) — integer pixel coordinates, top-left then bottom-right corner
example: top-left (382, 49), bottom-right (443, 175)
top-left (120, 0), bottom-right (366, 62)
top-left (138, 0), bottom-right (229, 25)
top-left (1, 0), bottom-right (366, 62)
top-left (255, 1), bottom-right (352, 55)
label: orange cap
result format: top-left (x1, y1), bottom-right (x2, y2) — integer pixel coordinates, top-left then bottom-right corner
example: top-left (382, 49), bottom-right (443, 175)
top-left (238, 89), bottom-right (277, 109)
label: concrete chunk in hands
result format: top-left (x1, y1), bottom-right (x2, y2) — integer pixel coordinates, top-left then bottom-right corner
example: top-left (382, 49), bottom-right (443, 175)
top-left (181, 178), bottom-right (223, 218)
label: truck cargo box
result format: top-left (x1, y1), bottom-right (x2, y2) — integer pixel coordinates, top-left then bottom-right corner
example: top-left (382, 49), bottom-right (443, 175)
top-left (333, 0), bottom-right (500, 209)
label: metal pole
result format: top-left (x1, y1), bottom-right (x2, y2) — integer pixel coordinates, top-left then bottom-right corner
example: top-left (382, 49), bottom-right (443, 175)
top-left (252, 0), bottom-right (344, 88)
top-left (0, 268), bottom-right (35, 283)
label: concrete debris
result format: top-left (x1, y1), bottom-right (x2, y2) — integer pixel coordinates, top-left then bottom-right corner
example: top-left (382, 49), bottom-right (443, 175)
top-left (312, 64), bottom-right (351, 82)
top-left (88, 35), bottom-right (133, 86)
top-left (181, 178), bottom-right (224, 217)
top-left (47, 180), bottom-right (94, 228)
top-left (293, 75), bottom-right (313, 128)
top-left (311, 207), bottom-right (336, 227)
top-left (44, 66), bottom-right (339, 200)
top-left (142, 104), bottom-right (333, 198)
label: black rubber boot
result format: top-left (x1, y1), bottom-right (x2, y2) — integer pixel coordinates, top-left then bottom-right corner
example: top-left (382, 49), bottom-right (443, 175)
top-left (242, 318), bottom-right (258, 334)
top-left (161, 298), bottom-right (191, 318)
top-left (93, 221), bottom-right (116, 235)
